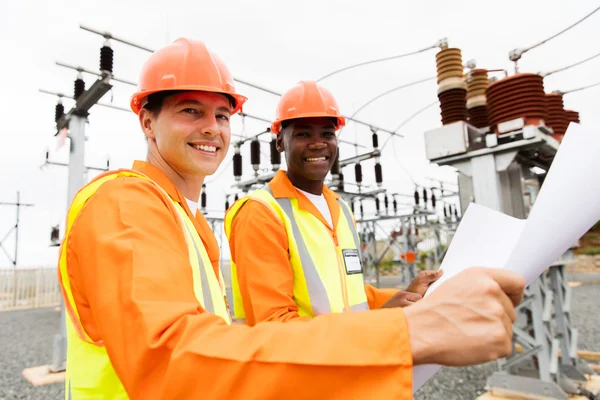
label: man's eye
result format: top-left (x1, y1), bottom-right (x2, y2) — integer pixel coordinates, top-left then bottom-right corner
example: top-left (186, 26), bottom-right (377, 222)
top-left (217, 114), bottom-right (230, 121)
top-left (295, 132), bottom-right (308, 137)
top-left (323, 132), bottom-right (335, 137)
top-left (182, 108), bottom-right (198, 114)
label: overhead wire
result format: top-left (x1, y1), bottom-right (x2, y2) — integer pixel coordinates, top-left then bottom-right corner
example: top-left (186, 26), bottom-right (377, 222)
top-left (316, 43), bottom-right (439, 82)
top-left (513, 5), bottom-right (600, 57)
top-left (542, 50), bottom-right (600, 77)
top-left (559, 80), bottom-right (600, 94)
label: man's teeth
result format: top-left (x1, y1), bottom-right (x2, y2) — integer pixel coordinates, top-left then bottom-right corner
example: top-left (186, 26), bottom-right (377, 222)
top-left (306, 157), bottom-right (326, 162)
top-left (192, 144), bottom-right (217, 153)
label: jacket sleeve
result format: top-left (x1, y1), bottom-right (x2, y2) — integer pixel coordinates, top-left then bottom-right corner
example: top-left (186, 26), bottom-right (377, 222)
top-left (67, 177), bottom-right (413, 399)
top-left (364, 284), bottom-right (400, 309)
top-left (229, 200), bottom-right (309, 326)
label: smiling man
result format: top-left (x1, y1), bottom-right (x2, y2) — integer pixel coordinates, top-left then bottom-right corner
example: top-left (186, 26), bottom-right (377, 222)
top-left (58, 42), bottom-right (526, 400)
top-left (225, 80), bottom-right (442, 326)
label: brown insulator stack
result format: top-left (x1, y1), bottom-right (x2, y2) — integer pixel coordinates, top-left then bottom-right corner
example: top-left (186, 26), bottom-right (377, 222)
top-left (486, 73), bottom-right (547, 135)
top-left (564, 109), bottom-right (580, 124)
top-left (436, 48), bottom-right (467, 124)
top-left (466, 69), bottom-right (490, 128)
top-left (545, 93), bottom-right (569, 136)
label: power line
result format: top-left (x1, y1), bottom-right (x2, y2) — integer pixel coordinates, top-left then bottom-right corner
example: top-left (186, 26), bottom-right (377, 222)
top-left (381, 100), bottom-right (439, 149)
top-left (338, 76), bottom-right (435, 139)
top-left (351, 77), bottom-right (436, 119)
top-left (315, 40), bottom-right (445, 82)
top-left (559, 80), bottom-right (600, 95)
top-left (510, 5), bottom-right (600, 62)
top-left (542, 50), bottom-right (600, 77)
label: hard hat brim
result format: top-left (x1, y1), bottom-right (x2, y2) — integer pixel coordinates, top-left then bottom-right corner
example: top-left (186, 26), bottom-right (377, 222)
top-left (130, 86), bottom-right (248, 115)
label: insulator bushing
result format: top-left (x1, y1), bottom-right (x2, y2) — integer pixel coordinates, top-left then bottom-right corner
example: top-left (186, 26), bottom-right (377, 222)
top-left (431, 193), bottom-right (436, 208)
top-left (438, 88), bottom-right (468, 124)
top-left (338, 173), bottom-right (344, 191)
top-left (374, 163), bottom-right (383, 186)
top-left (360, 201), bottom-right (364, 215)
top-left (486, 73), bottom-right (547, 133)
top-left (564, 109), bottom-right (580, 124)
top-left (422, 188), bottom-right (428, 204)
top-left (466, 69), bottom-right (490, 100)
top-left (372, 132), bottom-right (379, 148)
top-left (545, 93), bottom-right (569, 136)
top-left (331, 151), bottom-right (340, 175)
top-left (269, 137), bottom-right (280, 170)
top-left (414, 189), bottom-right (420, 206)
top-left (454, 207), bottom-right (458, 217)
top-left (350, 201), bottom-right (355, 213)
top-left (354, 163), bottom-right (362, 184)
top-left (55, 103), bottom-right (64, 123)
top-left (375, 197), bottom-right (380, 213)
top-left (225, 197), bottom-right (230, 210)
top-left (468, 105), bottom-right (490, 128)
top-left (100, 45), bottom-right (114, 73)
top-left (384, 195), bottom-right (389, 210)
top-left (250, 139), bottom-right (260, 168)
top-left (234, 193), bottom-right (239, 201)
top-left (443, 205), bottom-right (448, 218)
top-left (233, 152), bottom-right (242, 180)
top-left (393, 197), bottom-right (398, 213)
top-left (436, 48), bottom-right (464, 84)
top-left (201, 185), bottom-right (207, 209)
top-left (74, 78), bottom-right (85, 99)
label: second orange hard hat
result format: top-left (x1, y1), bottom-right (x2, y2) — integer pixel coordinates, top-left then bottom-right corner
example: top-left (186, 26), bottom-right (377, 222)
top-left (271, 81), bottom-right (346, 134)
top-left (130, 38), bottom-right (247, 115)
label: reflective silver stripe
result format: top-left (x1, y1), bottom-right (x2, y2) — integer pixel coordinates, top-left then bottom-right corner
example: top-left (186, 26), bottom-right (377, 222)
top-left (338, 199), bottom-right (360, 250)
top-left (68, 380), bottom-right (72, 400)
top-left (345, 301), bottom-right (370, 312)
top-left (181, 221), bottom-right (215, 314)
top-left (269, 194), bottom-right (331, 315)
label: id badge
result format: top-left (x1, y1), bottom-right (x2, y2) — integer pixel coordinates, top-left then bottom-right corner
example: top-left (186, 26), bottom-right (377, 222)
top-left (342, 249), bottom-right (363, 275)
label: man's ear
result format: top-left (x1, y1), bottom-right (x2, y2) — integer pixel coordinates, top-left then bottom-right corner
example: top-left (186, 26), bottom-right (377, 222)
top-left (276, 131), bottom-right (285, 153)
top-left (139, 109), bottom-right (156, 140)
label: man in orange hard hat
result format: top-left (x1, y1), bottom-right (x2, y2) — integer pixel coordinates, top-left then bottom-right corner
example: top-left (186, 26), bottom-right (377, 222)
top-left (225, 80), bottom-right (442, 326)
top-left (59, 39), bottom-right (526, 400)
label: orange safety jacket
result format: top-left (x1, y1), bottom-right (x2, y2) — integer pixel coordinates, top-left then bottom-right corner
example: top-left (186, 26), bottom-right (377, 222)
top-left (60, 160), bottom-right (413, 399)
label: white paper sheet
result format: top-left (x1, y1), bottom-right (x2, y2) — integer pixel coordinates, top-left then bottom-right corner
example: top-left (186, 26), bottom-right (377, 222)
top-left (412, 204), bottom-right (526, 392)
top-left (413, 124), bottom-right (600, 394)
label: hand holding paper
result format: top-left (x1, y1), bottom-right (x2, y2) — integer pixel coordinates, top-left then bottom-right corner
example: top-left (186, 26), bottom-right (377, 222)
top-left (412, 124), bottom-right (600, 393)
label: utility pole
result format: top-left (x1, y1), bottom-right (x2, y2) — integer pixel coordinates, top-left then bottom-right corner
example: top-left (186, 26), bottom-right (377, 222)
top-left (0, 191), bottom-right (34, 266)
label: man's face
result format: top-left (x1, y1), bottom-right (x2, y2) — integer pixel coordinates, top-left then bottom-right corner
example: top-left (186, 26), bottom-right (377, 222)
top-left (277, 117), bottom-right (338, 182)
top-left (140, 91), bottom-right (232, 178)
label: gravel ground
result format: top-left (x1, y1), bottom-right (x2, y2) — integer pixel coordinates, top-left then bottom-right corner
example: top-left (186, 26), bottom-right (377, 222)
top-left (0, 307), bottom-right (63, 400)
top-left (1, 276), bottom-right (598, 400)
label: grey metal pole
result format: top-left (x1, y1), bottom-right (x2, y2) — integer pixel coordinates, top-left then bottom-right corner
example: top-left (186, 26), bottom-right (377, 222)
top-left (15, 192), bottom-right (20, 266)
top-left (50, 114), bottom-right (87, 373)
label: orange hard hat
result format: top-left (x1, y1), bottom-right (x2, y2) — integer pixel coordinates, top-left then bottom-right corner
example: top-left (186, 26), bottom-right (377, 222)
top-left (271, 80), bottom-right (346, 134)
top-left (130, 38), bottom-right (247, 115)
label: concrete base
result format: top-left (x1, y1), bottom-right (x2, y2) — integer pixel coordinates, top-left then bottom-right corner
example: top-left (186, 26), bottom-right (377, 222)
top-left (22, 365), bottom-right (65, 387)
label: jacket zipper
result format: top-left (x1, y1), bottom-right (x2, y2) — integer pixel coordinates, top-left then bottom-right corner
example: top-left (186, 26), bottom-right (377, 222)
top-left (332, 233), bottom-right (351, 313)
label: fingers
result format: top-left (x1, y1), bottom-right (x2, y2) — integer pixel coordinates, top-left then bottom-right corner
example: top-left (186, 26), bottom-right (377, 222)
top-left (481, 268), bottom-right (526, 307)
top-left (405, 292), bottom-right (423, 302)
top-left (418, 269), bottom-right (443, 282)
top-left (499, 286), bottom-right (517, 323)
top-left (500, 311), bottom-right (514, 357)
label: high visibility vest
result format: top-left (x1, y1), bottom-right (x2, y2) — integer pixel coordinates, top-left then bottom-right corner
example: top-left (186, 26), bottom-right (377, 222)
top-left (57, 169), bottom-right (231, 400)
top-left (225, 186), bottom-right (369, 322)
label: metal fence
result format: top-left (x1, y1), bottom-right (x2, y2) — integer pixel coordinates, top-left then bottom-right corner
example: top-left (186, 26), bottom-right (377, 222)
top-left (0, 268), bottom-right (61, 311)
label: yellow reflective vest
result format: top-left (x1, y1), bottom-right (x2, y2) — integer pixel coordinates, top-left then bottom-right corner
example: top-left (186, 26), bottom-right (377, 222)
top-left (225, 185), bottom-right (369, 322)
top-left (57, 169), bottom-right (230, 399)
